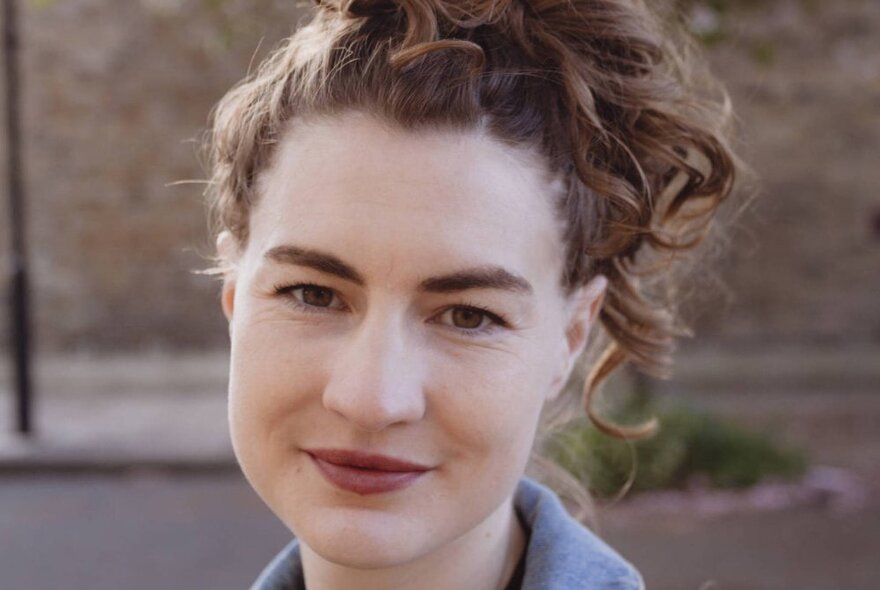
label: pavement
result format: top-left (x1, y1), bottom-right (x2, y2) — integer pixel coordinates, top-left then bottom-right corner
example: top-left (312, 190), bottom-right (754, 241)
top-left (0, 352), bottom-right (234, 473)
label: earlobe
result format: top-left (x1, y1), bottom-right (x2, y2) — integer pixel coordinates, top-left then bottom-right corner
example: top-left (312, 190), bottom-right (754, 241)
top-left (221, 277), bottom-right (236, 323)
top-left (581, 274), bottom-right (608, 326)
top-left (546, 275), bottom-right (608, 401)
top-left (565, 274), bottom-right (607, 356)
top-left (216, 230), bottom-right (240, 324)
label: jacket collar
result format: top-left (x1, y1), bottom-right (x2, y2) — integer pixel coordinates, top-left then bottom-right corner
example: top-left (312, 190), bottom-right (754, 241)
top-left (250, 476), bottom-right (644, 590)
top-left (514, 476), bottom-right (645, 589)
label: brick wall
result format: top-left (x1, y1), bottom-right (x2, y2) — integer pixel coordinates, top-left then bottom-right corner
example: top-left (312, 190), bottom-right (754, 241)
top-left (0, 0), bottom-right (877, 354)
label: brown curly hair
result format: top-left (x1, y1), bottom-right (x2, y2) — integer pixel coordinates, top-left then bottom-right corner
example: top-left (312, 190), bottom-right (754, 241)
top-left (202, 0), bottom-right (737, 476)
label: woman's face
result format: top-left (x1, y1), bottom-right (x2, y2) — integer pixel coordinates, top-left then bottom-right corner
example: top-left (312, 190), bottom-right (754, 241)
top-left (219, 111), bottom-right (605, 568)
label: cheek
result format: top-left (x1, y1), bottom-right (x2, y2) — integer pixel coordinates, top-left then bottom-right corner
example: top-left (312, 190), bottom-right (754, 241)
top-left (227, 318), bottom-right (331, 477)
top-left (428, 345), bottom-right (551, 470)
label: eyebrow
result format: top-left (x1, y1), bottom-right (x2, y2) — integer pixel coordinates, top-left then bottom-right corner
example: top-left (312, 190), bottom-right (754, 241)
top-left (263, 244), bottom-right (533, 295)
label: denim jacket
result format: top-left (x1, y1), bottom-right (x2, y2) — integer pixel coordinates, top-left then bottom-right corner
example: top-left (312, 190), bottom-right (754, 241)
top-left (250, 476), bottom-right (645, 589)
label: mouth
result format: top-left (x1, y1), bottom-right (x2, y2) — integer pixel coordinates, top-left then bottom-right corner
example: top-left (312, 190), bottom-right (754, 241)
top-left (304, 448), bottom-right (433, 495)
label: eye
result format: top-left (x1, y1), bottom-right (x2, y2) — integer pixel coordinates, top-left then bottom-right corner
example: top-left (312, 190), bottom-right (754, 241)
top-left (273, 283), bottom-right (344, 312)
top-left (272, 284), bottom-right (507, 336)
top-left (437, 304), bottom-right (507, 336)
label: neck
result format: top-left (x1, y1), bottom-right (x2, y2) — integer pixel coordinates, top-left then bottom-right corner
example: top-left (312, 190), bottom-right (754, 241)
top-left (301, 495), bottom-right (527, 590)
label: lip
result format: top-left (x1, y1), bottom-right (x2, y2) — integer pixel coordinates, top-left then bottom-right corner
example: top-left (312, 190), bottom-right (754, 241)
top-left (305, 448), bottom-right (433, 495)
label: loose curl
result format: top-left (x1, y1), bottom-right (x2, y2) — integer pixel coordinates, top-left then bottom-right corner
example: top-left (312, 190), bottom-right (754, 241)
top-left (202, 0), bottom-right (739, 512)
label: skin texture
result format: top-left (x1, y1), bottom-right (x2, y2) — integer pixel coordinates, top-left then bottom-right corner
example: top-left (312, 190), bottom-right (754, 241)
top-left (218, 110), bottom-right (607, 590)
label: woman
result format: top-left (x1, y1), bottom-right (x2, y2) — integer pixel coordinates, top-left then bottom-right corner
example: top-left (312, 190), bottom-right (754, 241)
top-left (202, 0), bottom-right (736, 588)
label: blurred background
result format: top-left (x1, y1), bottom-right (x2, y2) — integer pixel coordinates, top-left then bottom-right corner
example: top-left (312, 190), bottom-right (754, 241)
top-left (0, 0), bottom-right (877, 588)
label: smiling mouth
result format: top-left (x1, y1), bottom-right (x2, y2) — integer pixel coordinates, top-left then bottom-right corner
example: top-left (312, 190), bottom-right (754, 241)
top-left (304, 449), bottom-right (432, 495)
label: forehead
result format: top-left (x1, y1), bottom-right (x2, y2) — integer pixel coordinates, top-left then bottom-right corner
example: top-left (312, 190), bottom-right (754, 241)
top-left (248, 111), bottom-right (566, 293)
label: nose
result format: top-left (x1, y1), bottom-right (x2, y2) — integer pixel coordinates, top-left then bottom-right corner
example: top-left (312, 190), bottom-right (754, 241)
top-left (322, 307), bottom-right (427, 432)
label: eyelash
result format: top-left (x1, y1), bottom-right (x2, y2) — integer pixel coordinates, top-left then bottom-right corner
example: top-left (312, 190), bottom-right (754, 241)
top-left (271, 282), bottom-right (509, 336)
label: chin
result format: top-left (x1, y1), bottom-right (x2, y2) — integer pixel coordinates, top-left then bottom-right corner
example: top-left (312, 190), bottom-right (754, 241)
top-left (301, 515), bottom-right (435, 570)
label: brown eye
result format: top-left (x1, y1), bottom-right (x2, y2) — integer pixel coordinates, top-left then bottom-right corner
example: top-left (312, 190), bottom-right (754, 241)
top-left (450, 307), bottom-right (487, 330)
top-left (301, 285), bottom-right (335, 307)
top-left (274, 283), bottom-right (346, 314)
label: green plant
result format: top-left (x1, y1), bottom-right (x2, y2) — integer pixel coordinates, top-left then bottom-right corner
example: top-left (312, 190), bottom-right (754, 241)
top-left (541, 389), bottom-right (809, 498)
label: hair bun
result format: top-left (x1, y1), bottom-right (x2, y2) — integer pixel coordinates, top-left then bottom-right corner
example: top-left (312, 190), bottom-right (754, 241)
top-left (312, 0), bottom-right (397, 18)
top-left (349, 0), bottom-right (400, 17)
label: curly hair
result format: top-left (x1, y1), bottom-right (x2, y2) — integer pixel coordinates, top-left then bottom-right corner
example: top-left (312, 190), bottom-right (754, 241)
top-left (202, 0), bottom-right (737, 480)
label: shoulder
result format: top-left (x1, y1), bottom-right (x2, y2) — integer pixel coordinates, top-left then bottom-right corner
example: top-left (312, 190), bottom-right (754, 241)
top-left (249, 537), bottom-right (304, 590)
top-left (515, 477), bottom-right (645, 590)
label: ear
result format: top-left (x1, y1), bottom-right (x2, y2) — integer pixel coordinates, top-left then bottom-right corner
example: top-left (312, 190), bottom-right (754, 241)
top-left (546, 274), bottom-right (607, 400)
top-left (216, 230), bottom-right (240, 324)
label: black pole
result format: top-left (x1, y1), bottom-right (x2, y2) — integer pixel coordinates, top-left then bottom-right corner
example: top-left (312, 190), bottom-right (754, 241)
top-left (3, 0), bottom-right (33, 435)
